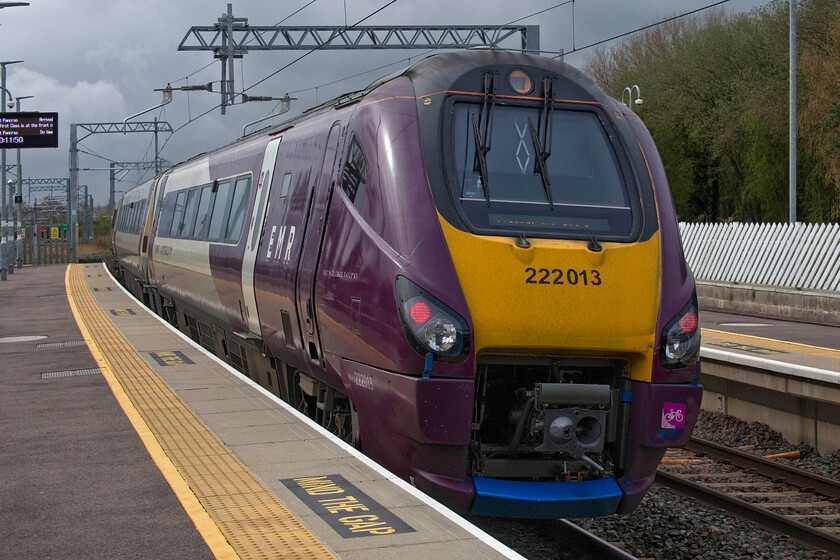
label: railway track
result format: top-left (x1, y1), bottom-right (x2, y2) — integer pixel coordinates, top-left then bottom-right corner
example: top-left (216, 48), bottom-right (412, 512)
top-left (656, 436), bottom-right (840, 558)
top-left (549, 519), bottom-right (640, 560)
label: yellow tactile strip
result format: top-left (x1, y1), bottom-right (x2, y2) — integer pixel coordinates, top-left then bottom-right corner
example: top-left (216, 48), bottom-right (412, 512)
top-left (66, 264), bottom-right (337, 560)
top-left (702, 328), bottom-right (840, 361)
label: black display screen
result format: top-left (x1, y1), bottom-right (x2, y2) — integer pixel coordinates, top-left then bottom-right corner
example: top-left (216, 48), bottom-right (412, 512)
top-left (0, 112), bottom-right (59, 148)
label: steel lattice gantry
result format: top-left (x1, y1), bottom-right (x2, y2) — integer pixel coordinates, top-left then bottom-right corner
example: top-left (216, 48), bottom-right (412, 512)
top-left (68, 120), bottom-right (173, 262)
top-left (179, 4), bottom-right (540, 114)
top-left (23, 178), bottom-right (69, 204)
top-left (179, 24), bottom-right (540, 51)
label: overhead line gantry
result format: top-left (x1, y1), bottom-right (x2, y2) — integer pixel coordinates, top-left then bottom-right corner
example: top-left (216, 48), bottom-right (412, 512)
top-left (179, 3), bottom-right (540, 114)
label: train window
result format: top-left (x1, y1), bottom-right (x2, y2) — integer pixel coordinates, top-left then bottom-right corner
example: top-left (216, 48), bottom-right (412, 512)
top-left (224, 175), bottom-right (250, 242)
top-left (450, 103), bottom-right (633, 239)
top-left (157, 193), bottom-right (175, 238)
top-left (134, 201), bottom-right (146, 234)
top-left (207, 180), bottom-right (231, 241)
top-left (131, 203), bottom-right (140, 233)
top-left (341, 136), bottom-right (367, 212)
top-left (279, 172), bottom-right (291, 197)
top-left (179, 188), bottom-right (200, 238)
top-left (192, 184), bottom-right (213, 238)
top-left (169, 191), bottom-right (187, 237)
top-left (130, 202), bottom-right (138, 233)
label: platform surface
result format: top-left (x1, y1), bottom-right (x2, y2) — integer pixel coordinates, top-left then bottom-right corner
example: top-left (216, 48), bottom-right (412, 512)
top-left (0, 263), bottom-right (521, 560)
top-left (700, 309), bottom-right (840, 383)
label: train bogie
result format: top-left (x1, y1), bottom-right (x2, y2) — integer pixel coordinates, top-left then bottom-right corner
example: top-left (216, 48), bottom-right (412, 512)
top-left (113, 49), bottom-right (702, 519)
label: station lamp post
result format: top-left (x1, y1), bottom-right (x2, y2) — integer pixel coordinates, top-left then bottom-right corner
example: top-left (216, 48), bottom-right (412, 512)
top-left (12, 95), bottom-right (32, 267)
top-left (0, 61), bottom-right (22, 280)
top-left (621, 85), bottom-right (643, 112)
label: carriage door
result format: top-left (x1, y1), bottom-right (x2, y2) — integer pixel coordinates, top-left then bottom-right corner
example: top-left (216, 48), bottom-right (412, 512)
top-left (241, 137), bottom-right (282, 336)
top-left (295, 122), bottom-right (341, 363)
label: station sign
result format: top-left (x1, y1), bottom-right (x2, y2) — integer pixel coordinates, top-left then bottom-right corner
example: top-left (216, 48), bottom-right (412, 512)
top-left (0, 112), bottom-right (59, 149)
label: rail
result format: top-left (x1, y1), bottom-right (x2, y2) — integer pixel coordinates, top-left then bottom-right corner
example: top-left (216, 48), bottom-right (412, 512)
top-left (657, 436), bottom-right (840, 557)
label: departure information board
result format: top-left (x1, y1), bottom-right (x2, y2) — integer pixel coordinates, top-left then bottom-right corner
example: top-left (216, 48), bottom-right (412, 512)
top-left (0, 112), bottom-right (59, 148)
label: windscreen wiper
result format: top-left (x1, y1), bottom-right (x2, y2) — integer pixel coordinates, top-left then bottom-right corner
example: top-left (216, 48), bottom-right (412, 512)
top-left (528, 77), bottom-right (556, 210)
top-left (528, 117), bottom-right (554, 211)
top-left (473, 72), bottom-right (497, 207)
top-left (541, 77), bottom-right (554, 160)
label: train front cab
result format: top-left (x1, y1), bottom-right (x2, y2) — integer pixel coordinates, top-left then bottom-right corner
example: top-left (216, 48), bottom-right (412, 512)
top-left (401, 52), bottom-right (703, 517)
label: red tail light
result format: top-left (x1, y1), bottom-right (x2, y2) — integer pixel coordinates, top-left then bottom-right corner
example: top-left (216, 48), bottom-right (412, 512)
top-left (410, 301), bottom-right (431, 324)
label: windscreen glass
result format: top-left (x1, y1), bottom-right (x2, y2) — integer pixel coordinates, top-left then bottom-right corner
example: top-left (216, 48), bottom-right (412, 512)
top-left (450, 102), bottom-right (633, 238)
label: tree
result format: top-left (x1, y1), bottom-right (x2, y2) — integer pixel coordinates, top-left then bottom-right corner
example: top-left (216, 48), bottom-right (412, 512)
top-left (583, 0), bottom-right (838, 223)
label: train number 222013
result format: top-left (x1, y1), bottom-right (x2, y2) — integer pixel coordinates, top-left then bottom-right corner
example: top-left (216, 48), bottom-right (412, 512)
top-left (525, 267), bottom-right (602, 286)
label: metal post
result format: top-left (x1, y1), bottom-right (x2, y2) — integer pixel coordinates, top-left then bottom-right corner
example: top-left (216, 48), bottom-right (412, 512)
top-left (109, 163), bottom-right (116, 220)
top-left (82, 184), bottom-right (89, 240)
top-left (14, 95), bottom-right (31, 267)
top-left (1, 65), bottom-right (6, 228)
top-left (1, 64), bottom-right (7, 279)
top-left (9, 180), bottom-right (16, 273)
top-left (69, 124), bottom-right (79, 262)
top-left (0, 61), bottom-right (24, 276)
top-left (15, 117), bottom-right (22, 267)
top-left (32, 201), bottom-right (37, 265)
top-left (154, 118), bottom-right (160, 175)
top-left (789, 0), bottom-right (797, 224)
top-left (226, 3), bottom-right (235, 111)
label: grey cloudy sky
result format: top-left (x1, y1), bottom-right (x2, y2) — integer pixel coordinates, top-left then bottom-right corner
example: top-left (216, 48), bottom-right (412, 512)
top-left (0, 0), bottom-right (769, 206)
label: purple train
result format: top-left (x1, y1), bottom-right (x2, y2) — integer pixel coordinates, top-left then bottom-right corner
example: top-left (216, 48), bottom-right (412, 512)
top-left (112, 50), bottom-right (702, 518)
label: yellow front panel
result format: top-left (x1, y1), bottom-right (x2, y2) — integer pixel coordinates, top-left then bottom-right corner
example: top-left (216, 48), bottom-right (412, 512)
top-left (438, 216), bottom-right (661, 382)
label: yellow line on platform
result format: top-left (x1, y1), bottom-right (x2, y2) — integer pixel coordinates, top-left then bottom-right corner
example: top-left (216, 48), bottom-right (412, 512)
top-left (702, 328), bottom-right (840, 360)
top-left (66, 263), bottom-right (338, 560)
top-left (65, 264), bottom-right (241, 560)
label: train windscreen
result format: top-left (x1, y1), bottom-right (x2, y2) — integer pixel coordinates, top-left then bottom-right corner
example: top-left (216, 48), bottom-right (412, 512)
top-left (449, 103), bottom-right (634, 239)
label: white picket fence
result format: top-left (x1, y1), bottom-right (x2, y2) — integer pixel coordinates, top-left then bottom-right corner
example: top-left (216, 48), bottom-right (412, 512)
top-left (678, 222), bottom-right (840, 292)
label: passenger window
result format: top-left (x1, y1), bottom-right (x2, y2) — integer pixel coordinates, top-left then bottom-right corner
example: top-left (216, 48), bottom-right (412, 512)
top-left (169, 191), bottom-right (187, 237)
top-left (207, 180), bottom-right (230, 241)
top-left (158, 193), bottom-right (176, 238)
top-left (342, 137), bottom-right (367, 212)
top-left (135, 201), bottom-right (146, 233)
top-left (192, 185), bottom-right (213, 238)
top-left (224, 175), bottom-right (250, 242)
top-left (180, 188), bottom-right (199, 238)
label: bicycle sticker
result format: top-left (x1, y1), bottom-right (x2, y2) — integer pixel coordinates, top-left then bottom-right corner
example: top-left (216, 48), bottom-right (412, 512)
top-left (661, 403), bottom-right (686, 429)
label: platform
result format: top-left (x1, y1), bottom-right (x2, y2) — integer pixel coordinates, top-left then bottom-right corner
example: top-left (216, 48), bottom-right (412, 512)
top-left (699, 310), bottom-right (840, 454)
top-left (0, 263), bottom-right (522, 560)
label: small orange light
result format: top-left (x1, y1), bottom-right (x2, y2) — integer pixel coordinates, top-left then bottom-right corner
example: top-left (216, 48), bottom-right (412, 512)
top-left (509, 70), bottom-right (533, 94)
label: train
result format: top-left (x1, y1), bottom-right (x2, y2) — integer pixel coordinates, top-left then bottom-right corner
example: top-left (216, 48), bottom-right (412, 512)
top-left (111, 49), bottom-right (703, 518)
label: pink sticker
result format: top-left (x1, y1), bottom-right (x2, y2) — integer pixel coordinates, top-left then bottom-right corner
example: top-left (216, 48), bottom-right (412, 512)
top-left (661, 403), bottom-right (686, 429)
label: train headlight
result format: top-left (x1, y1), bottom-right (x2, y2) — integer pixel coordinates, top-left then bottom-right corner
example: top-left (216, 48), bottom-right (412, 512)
top-left (423, 318), bottom-right (458, 352)
top-left (396, 276), bottom-right (469, 362)
top-left (660, 297), bottom-right (701, 369)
